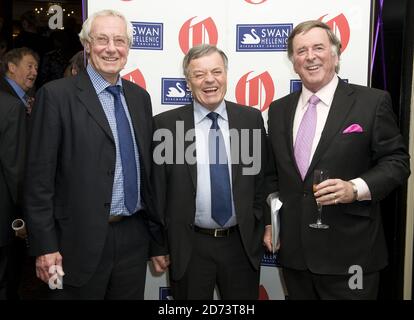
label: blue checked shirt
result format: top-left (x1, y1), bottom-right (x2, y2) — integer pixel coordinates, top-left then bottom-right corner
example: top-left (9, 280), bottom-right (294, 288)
top-left (87, 65), bottom-right (142, 216)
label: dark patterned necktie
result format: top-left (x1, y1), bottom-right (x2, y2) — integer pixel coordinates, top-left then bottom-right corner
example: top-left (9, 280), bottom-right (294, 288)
top-left (23, 94), bottom-right (34, 115)
top-left (106, 85), bottom-right (138, 213)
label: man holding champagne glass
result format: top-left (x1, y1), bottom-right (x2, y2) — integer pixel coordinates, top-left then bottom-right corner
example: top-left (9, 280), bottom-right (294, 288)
top-left (264, 20), bottom-right (410, 299)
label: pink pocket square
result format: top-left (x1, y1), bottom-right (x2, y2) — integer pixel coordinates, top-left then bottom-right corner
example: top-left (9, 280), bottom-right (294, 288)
top-left (343, 124), bottom-right (363, 134)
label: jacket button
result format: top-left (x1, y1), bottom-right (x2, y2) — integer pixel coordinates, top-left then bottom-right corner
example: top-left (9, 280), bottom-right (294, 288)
top-left (303, 192), bottom-right (308, 197)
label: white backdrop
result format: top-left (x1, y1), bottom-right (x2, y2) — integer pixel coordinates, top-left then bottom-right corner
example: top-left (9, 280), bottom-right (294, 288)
top-left (87, 0), bottom-right (373, 300)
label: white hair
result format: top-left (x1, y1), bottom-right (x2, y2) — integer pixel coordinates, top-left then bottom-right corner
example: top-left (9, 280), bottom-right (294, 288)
top-left (78, 9), bottom-right (133, 47)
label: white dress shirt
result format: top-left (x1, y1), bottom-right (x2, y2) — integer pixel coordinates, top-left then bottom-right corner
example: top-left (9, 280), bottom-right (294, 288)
top-left (293, 75), bottom-right (371, 201)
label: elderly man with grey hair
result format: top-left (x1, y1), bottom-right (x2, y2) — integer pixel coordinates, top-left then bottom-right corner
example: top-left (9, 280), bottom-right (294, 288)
top-left (264, 20), bottom-right (409, 299)
top-left (24, 9), bottom-right (168, 299)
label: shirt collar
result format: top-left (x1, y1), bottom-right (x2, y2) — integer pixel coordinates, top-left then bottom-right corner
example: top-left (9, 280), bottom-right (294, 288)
top-left (86, 64), bottom-right (123, 95)
top-left (194, 100), bottom-right (227, 125)
top-left (4, 76), bottom-right (26, 100)
top-left (300, 75), bottom-right (339, 109)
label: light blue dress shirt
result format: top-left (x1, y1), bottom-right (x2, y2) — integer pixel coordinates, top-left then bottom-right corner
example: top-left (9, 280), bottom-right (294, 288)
top-left (87, 64), bottom-right (142, 216)
top-left (193, 100), bottom-right (237, 228)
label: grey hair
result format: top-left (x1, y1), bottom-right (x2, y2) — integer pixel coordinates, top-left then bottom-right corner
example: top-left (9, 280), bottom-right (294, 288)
top-left (182, 44), bottom-right (228, 79)
top-left (1, 47), bottom-right (39, 74)
top-left (78, 9), bottom-right (133, 48)
top-left (287, 20), bottom-right (342, 73)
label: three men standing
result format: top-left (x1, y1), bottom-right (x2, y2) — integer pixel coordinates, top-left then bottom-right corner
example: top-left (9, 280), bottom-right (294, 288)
top-left (10, 10), bottom-right (411, 300)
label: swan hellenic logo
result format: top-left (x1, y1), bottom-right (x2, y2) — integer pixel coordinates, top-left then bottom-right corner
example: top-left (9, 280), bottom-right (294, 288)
top-left (131, 22), bottom-right (163, 50)
top-left (236, 24), bottom-right (293, 52)
top-left (161, 78), bottom-right (193, 105)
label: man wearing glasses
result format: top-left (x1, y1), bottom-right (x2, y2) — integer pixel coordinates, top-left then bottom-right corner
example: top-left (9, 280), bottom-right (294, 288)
top-left (24, 9), bottom-right (168, 299)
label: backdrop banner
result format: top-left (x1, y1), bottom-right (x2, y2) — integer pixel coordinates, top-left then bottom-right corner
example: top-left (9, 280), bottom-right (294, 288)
top-left (87, 0), bottom-right (373, 300)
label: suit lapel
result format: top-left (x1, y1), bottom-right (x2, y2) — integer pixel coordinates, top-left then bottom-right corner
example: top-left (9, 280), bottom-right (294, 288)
top-left (226, 101), bottom-right (242, 187)
top-left (122, 80), bottom-right (148, 157)
top-left (0, 77), bottom-right (20, 100)
top-left (285, 91), bottom-right (302, 179)
top-left (76, 72), bottom-right (114, 142)
top-left (307, 80), bottom-right (355, 177)
top-left (179, 104), bottom-right (197, 191)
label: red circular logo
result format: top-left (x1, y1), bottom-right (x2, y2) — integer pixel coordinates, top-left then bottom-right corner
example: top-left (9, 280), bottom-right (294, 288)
top-left (178, 16), bottom-right (218, 54)
top-left (258, 285), bottom-right (270, 300)
top-left (235, 71), bottom-right (275, 112)
top-left (244, 0), bottom-right (267, 4)
top-left (122, 68), bottom-right (146, 90)
top-left (319, 13), bottom-right (350, 53)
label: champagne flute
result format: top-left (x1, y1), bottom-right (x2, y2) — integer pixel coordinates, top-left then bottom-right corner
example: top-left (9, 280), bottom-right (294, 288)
top-left (309, 169), bottom-right (329, 229)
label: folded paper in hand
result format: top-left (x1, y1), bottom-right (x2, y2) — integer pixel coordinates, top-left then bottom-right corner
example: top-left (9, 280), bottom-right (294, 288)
top-left (266, 192), bottom-right (282, 253)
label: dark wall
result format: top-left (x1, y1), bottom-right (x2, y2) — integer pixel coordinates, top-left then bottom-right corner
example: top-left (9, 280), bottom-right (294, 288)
top-left (0, 0), bottom-right (13, 48)
top-left (371, 0), bottom-right (412, 299)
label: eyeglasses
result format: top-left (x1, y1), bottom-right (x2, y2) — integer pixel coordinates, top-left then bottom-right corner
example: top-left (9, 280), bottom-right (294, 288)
top-left (90, 35), bottom-right (129, 47)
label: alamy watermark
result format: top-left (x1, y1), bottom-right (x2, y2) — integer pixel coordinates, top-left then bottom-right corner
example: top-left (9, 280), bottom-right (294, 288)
top-left (153, 123), bottom-right (263, 175)
top-left (348, 265), bottom-right (363, 290)
top-left (48, 265), bottom-right (64, 290)
top-left (48, 5), bottom-right (63, 30)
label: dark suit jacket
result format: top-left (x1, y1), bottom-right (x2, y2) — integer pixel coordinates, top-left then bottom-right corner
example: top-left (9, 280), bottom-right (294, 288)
top-left (0, 76), bottom-right (33, 136)
top-left (24, 71), bottom-right (164, 286)
top-left (0, 91), bottom-right (26, 247)
top-left (266, 79), bottom-right (410, 275)
top-left (153, 101), bottom-right (268, 281)
top-left (0, 76), bottom-right (20, 100)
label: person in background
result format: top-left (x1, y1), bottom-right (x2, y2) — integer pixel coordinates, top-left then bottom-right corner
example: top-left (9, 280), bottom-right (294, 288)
top-left (0, 47), bottom-right (38, 115)
top-left (264, 20), bottom-right (410, 299)
top-left (64, 51), bottom-right (86, 77)
top-left (0, 47), bottom-right (38, 299)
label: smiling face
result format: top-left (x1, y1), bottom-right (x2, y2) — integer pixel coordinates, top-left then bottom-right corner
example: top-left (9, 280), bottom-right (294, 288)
top-left (84, 15), bottom-right (129, 84)
top-left (7, 54), bottom-right (38, 92)
top-left (292, 27), bottom-right (338, 92)
top-left (186, 51), bottom-right (227, 111)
